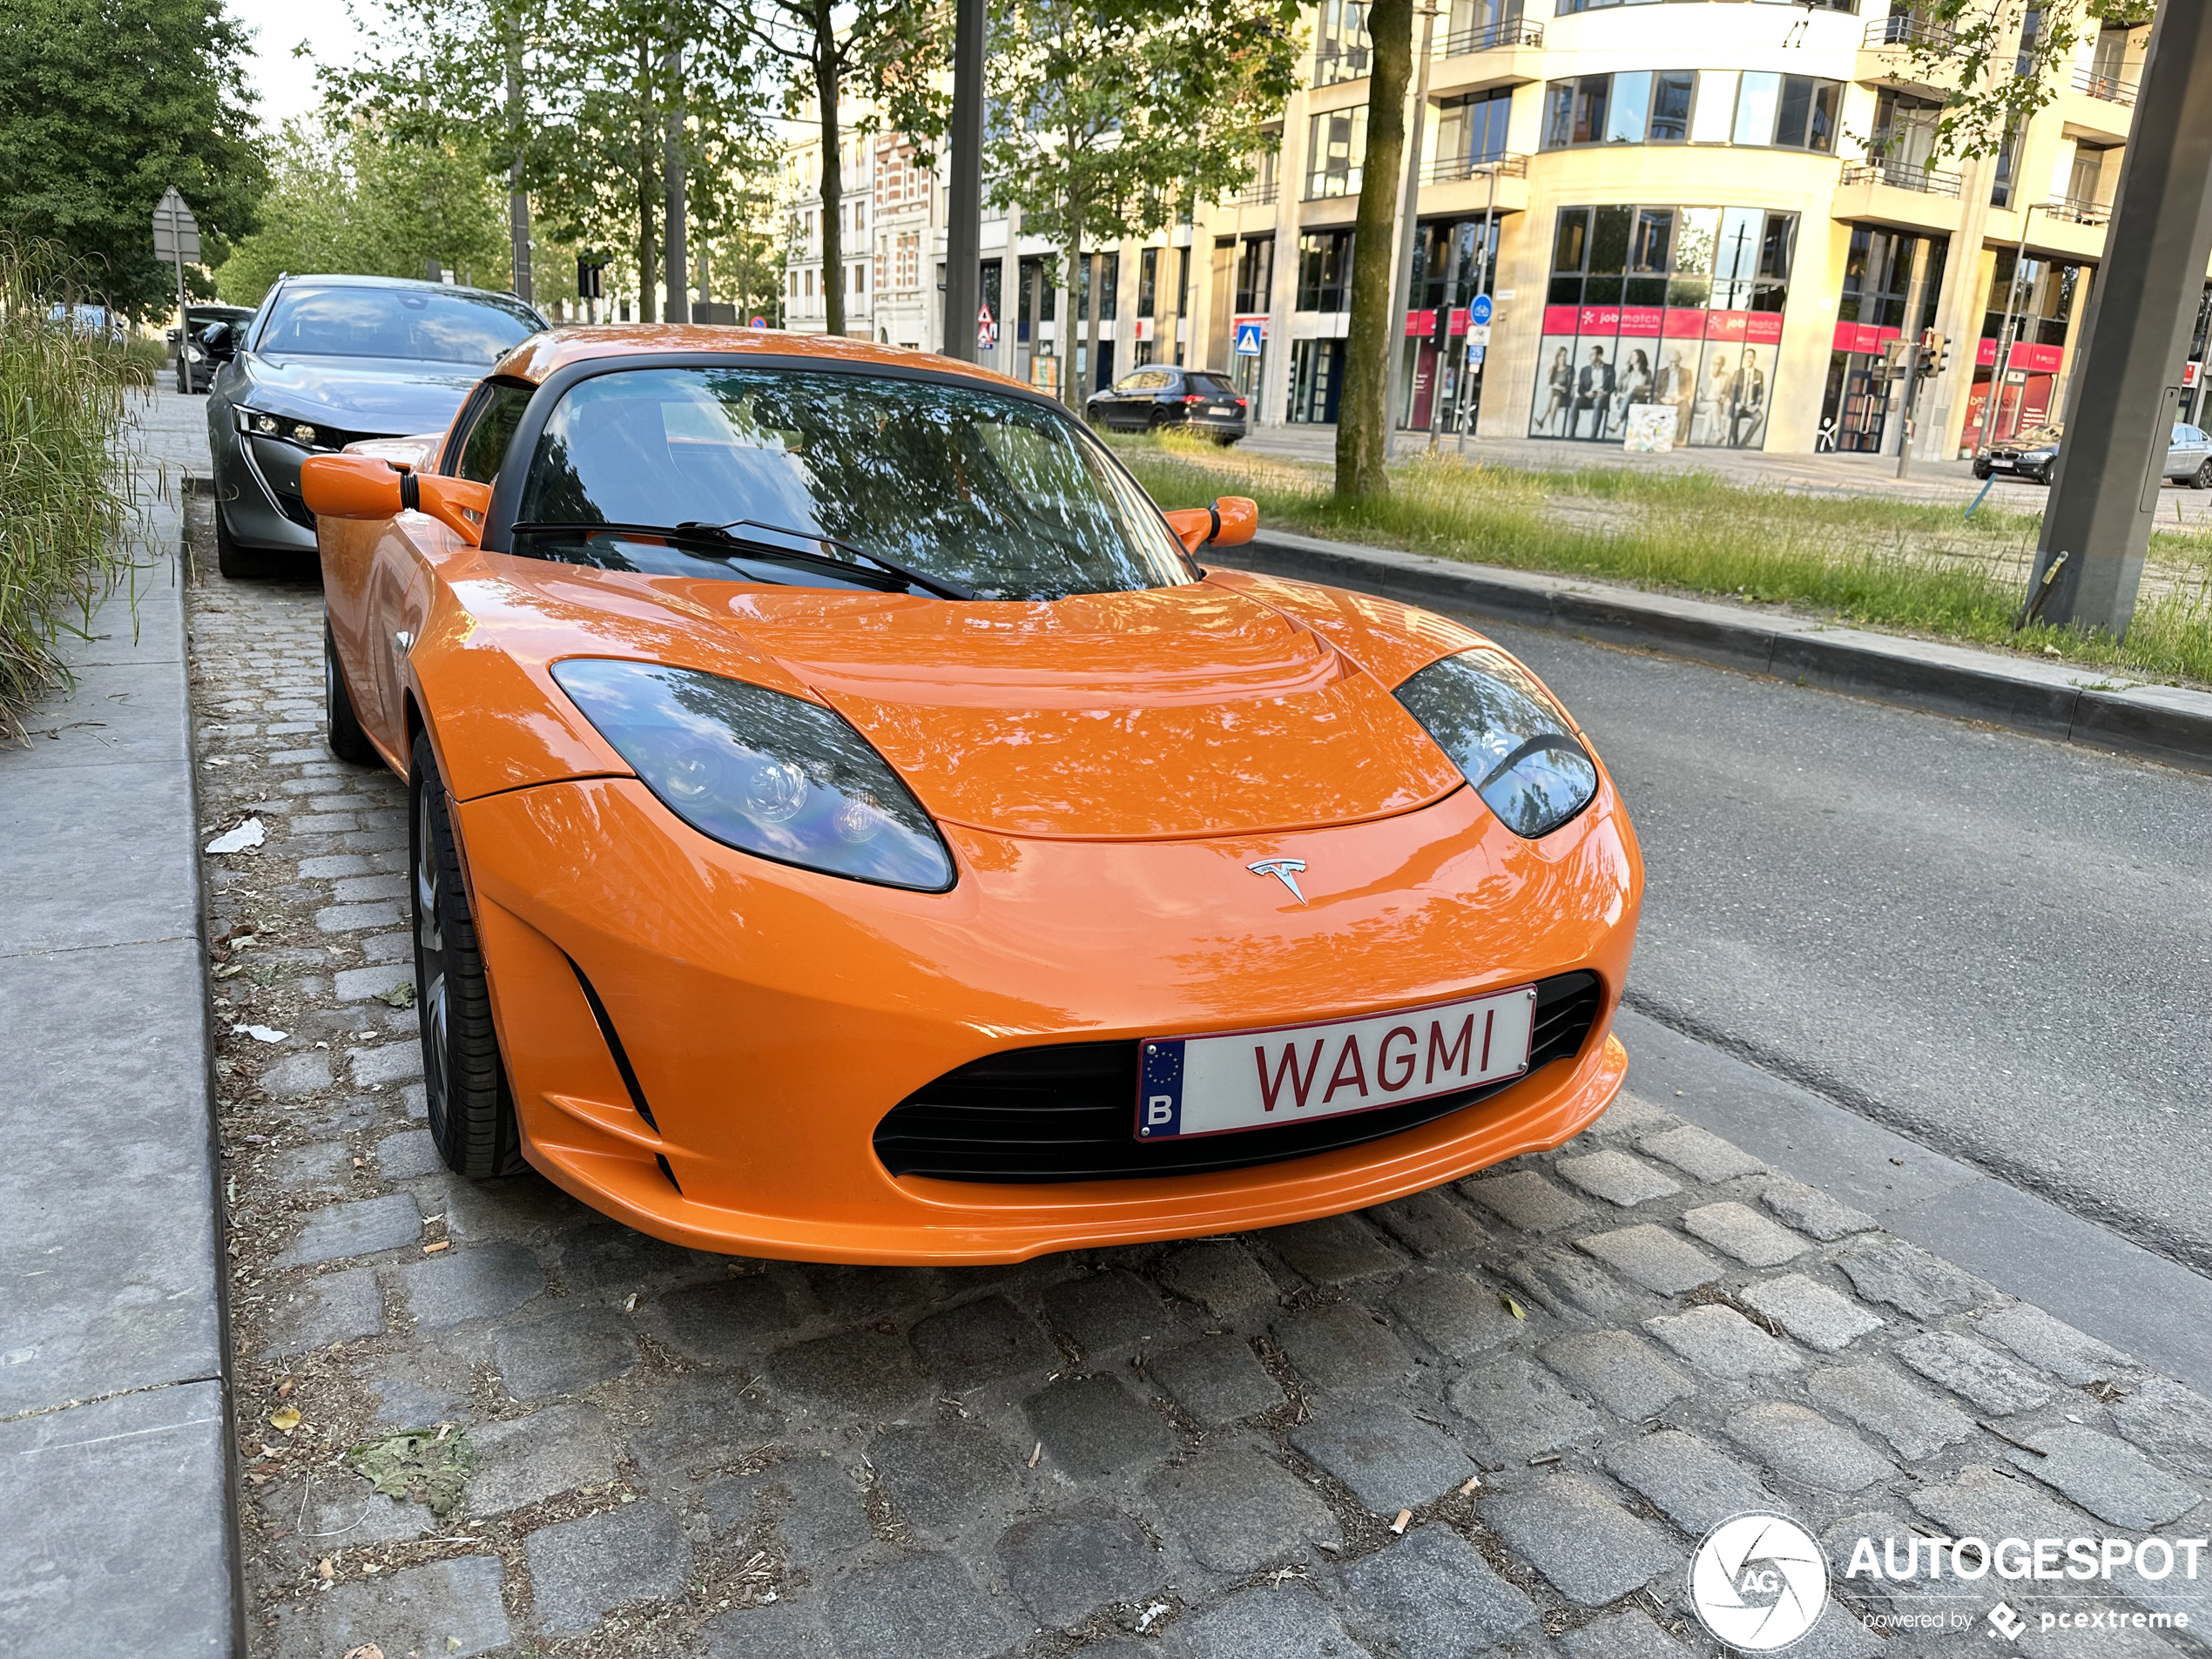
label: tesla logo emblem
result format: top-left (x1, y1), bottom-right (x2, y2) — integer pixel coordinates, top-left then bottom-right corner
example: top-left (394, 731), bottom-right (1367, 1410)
top-left (1247, 859), bottom-right (1308, 904)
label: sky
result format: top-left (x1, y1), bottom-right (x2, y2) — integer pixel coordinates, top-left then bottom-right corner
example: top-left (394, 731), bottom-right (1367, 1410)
top-left (226, 0), bottom-right (370, 128)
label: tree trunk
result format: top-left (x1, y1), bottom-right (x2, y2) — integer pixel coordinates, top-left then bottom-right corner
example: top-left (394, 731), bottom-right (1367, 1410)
top-left (664, 24), bottom-right (687, 324)
top-left (817, 27), bottom-right (845, 339)
top-left (636, 32), bottom-right (657, 322)
top-left (503, 3), bottom-right (531, 302)
top-left (1336, 0), bottom-right (1413, 502)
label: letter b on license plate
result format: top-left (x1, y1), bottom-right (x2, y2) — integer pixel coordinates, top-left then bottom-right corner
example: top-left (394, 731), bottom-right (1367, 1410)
top-left (1136, 986), bottom-right (1537, 1140)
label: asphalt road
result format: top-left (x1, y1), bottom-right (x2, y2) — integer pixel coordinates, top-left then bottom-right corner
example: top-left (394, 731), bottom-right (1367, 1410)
top-left (1479, 618), bottom-right (2212, 1275)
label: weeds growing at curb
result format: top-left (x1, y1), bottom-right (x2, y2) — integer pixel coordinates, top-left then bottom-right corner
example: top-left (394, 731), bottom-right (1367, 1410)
top-left (1116, 432), bottom-right (2212, 688)
top-left (0, 239), bottom-right (151, 735)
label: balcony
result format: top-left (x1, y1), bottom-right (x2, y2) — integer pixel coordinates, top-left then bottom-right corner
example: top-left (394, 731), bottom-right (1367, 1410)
top-left (1833, 158), bottom-right (1967, 234)
top-left (1857, 15), bottom-right (1959, 94)
top-left (2043, 192), bottom-right (2111, 228)
top-left (1430, 19), bottom-right (1546, 97)
top-left (2073, 64), bottom-right (2137, 106)
top-left (1417, 152), bottom-right (1529, 215)
top-left (2058, 67), bottom-right (2136, 144)
top-left (1237, 180), bottom-right (1280, 208)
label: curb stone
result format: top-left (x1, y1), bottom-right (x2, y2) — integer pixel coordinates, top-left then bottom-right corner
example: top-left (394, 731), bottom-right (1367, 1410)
top-left (1223, 529), bottom-right (2212, 774)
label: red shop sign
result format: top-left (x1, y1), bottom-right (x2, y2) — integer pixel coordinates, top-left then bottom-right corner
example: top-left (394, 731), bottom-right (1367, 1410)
top-left (1707, 310), bottom-right (1750, 342)
top-left (1542, 305), bottom-right (1581, 334)
top-left (1619, 306), bottom-right (1664, 337)
top-left (1662, 307), bottom-right (1710, 340)
top-left (1577, 305), bottom-right (1622, 334)
top-left (1744, 314), bottom-right (1784, 347)
top-left (2008, 341), bottom-right (2064, 374)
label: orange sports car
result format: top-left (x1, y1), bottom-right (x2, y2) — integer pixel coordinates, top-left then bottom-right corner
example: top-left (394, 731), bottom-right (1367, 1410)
top-left (300, 327), bottom-right (1641, 1264)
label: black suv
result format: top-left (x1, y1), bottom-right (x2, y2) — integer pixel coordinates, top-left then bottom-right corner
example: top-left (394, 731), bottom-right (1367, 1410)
top-left (1086, 367), bottom-right (1248, 442)
top-left (168, 304), bottom-right (256, 394)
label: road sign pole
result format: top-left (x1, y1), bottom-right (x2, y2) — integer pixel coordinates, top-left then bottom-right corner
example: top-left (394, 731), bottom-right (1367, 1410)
top-left (2033, 1), bottom-right (2212, 637)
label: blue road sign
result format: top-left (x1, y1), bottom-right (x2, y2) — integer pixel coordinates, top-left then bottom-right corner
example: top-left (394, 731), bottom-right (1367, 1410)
top-left (1233, 319), bottom-right (1265, 356)
top-left (1468, 293), bottom-right (1494, 327)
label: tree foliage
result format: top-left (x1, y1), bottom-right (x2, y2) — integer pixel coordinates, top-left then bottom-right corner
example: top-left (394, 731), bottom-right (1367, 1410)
top-left (213, 116), bottom-right (511, 306)
top-left (0, 0), bottom-right (268, 315)
top-left (986, 0), bottom-right (1302, 401)
top-left (1888, 0), bottom-right (2155, 158)
top-left (708, 0), bottom-right (954, 338)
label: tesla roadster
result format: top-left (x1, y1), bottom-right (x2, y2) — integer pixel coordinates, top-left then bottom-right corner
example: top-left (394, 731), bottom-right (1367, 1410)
top-left (300, 327), bottom-right (1641, 1264)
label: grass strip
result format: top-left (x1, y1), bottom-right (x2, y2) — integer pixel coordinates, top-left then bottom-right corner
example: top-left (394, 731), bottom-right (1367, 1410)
top-left (1114, 433), bottom-right (2212, 689)
top-left (0, 239), bottom-right (149, 734)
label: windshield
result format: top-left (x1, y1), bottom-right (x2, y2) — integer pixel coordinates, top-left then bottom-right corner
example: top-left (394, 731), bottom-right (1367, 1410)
top-left (511, 366), bottom-right (1194, 600)
top-left (255, 287), bottom-right (543, 366)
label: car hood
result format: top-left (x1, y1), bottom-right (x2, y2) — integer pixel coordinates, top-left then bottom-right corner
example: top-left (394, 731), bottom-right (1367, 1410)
top-left (453, 565), bottom-right (1476, 840)
top-left (242, 353), bottom-right (482, 435)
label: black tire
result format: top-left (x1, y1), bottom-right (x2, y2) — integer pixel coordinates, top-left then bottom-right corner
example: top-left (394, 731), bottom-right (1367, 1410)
top-left (325, 621), bottom-right (379, 766)
top-left (411, 731), bottom-right (524, 1178)
top-left (2193, 460), bottom-right (2212, 490)
top-left (1971, 460), bottom-right (1992, 480)
top-left (1147, 408), bottom-right (1169, 430)
top-left (214, 507), bottom-right (281, 579)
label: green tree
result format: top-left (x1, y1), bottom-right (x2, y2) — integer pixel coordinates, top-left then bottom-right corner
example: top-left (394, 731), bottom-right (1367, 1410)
top-left (988, 0), bottom-right (1300, 403)
top-left (1333, 0), bottom-right (1411, 502)
top-left (710, 0), bottom-right (949, 339)
top-left (1884, 0), bottom-right (2155, 157)
top-left (0, 0), bottom-right (267, 316)
top-left (212, 116), bottom-right (509, 306)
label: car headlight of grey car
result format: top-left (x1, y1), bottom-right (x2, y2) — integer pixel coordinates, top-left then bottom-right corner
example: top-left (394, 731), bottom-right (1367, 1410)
top-left (551, 658), bottom-right (956, 892)
top-left (234, 406), bottom-right (342, 450)
top-left (1394, 650), bottom-right (1601, 839)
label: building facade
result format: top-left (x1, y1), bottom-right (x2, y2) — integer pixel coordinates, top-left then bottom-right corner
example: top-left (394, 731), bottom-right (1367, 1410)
top-left (784, 0), bottom-right (2153, 460)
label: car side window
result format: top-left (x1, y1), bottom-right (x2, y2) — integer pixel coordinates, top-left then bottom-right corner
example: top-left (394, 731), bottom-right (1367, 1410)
top-left (454, 381), bottom-right (536, 483)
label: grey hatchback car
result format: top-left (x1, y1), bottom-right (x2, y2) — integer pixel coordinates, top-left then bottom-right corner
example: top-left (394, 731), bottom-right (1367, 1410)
top-left (205, 275), bottom-right (546, 576)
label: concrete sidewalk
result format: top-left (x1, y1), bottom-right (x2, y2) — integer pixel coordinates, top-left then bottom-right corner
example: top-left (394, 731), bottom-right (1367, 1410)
top-left (0, 388), bottom-right (238, 1656)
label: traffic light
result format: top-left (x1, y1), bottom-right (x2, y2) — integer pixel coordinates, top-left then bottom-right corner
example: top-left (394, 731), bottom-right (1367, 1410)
top-left (577, 256), bottom-right (605, 300)
top-left (1922, 329), bottom-right (1950, 375)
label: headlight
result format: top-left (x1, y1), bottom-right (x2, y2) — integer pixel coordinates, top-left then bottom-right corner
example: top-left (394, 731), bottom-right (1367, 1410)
top-left (185, 346), bottom-right (205, 362)
top-left (2025, 449), bottom-right (2056, 462)
top-left (235, 407), bottom-right (335, 448)
top-left (551, 658), bottom-right (955, 892)
top-left (1394, 650), bottom-right (1600, 839)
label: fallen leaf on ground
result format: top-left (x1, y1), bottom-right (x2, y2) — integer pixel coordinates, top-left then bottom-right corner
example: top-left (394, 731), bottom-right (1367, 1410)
top-left (347, 1426), bottom-right (476, 1518)
top-left (1501, 1294), bottom-right (1527, 1319)
top-left (341, 1646), bottom-right (380, 1659)
top-left (1028, 1441), bottom-right (1042, 1468)
top-left (205, 818), bottom-right (265, 854)
top-left (266, 1406), bottom-right (301, 1432)
top-left (375, 983), bottom-right (415, 1008)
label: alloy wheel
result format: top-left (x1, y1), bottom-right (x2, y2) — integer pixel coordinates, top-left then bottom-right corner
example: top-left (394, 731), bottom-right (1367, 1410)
top-left (415, 786), bottom-right (450, 1132)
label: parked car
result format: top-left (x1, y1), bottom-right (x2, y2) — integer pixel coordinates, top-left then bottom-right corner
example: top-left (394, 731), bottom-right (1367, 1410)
top-left (167, 304), bottom-right (255, 394)
top-left (205, 274), bottom-right (547, 577)
top-left (295, 326), bottom-right (1638, 1260)
top-left (1973, 421), bottom-right (2212, 488)
top-left (1087, 366), bottom-right (1249, 442)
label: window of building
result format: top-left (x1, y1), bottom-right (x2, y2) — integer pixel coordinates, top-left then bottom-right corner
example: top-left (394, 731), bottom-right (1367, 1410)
top-left (1138, 246), bottom-right (1159, 317)
top-left (1558, 0), bottom-right (1853, 11)
top-left (1076, 253), bottom-right (1120, 321)
top-left (1533, 201), bottom-right (1798, 449)
top-left (1732, 72), bottom-right (1838, 150)
top-left (1435, 89), bottom-right (1512, 174)
top-left (1305, 107), bottom-right (1367, 198)
top-left (1990, 118), bottom-right (2022, 207)
top-left (1545, 71), bottom-right (1825, 150)
top-left (1445, 0), bottom-right (1525, 52)
top-left (1648, 71), bottom-right (1695, 142)
top-left (1315, 0), bottom-right (1371, 85)
top-left (1234, 236), bottom-right (1275, 315)
top-left (1295, 230), bottom-right (1355, 312)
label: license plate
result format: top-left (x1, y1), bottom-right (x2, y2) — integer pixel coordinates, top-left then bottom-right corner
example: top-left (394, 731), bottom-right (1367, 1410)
top-left (1207, 405), bottom-right (1235, 415)
top-left (1136, 986), bottom-right (1537, 1140)
top-left (1990, 459), bottom-right (2014, 469)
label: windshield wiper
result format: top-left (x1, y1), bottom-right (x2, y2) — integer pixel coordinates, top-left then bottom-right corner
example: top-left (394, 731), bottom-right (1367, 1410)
top-left (509, 521), bottom-right (916, 594)
top-left (676, 518), bottom-right (978, 601)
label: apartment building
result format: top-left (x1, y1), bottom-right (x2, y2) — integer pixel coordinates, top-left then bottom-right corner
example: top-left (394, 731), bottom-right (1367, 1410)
top-left (784, 0), bottom-right (2161, 460)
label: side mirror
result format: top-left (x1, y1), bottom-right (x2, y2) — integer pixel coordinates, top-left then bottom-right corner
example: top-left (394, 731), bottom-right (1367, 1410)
top-left (1162, 496), bottom-right (1259, 555)
top-left (300, 456), bottom-right (492, 547)
top-left (200, 321), bottom-right (237, 361)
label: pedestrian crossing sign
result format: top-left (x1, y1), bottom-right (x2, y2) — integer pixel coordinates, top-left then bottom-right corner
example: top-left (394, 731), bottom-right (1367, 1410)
top-left (1233, 319), bottom-right (1265, 356)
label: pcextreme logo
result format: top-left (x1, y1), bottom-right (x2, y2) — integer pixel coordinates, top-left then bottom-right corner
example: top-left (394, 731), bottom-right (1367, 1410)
top-left (1689, 1512), bottom-right (1831, 1651)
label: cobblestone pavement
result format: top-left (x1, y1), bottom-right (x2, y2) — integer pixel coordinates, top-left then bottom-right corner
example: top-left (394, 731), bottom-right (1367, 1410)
top-left (189, 514), bottom-right (2212, 1659)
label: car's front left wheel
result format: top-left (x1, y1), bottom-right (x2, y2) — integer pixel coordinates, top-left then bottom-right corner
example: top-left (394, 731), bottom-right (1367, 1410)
top-left (325, 622), bottom-right (379, 766)
top-left (214, 508), bottom-right (280, 580)
top-left (411, 731), bottom-right (525, 1178)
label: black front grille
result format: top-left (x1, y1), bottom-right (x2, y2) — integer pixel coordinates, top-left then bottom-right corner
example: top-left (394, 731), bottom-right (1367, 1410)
top-left (874, 971), bottom-right (1604, 1184)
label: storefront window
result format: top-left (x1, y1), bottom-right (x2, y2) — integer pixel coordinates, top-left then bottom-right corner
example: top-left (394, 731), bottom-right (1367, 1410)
top-left (1531, 201), bottom-right (1797, 448)
top-left (1296, 230), bottom-right (1355, 313)
top-left (1315, 0), bottom-right (1371, 85)
top-left (1819, 226), bottom-right (1946, 454)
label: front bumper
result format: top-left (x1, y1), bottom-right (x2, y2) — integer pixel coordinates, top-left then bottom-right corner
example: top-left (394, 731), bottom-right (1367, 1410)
top-left (210, 417), bottom-right (321, 555)
top-left (456, 772), bottom-right (1641, 1264)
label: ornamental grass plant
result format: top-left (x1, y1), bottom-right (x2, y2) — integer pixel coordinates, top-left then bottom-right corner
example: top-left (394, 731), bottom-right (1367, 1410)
top-left (1114, 432), bottom-right (2212, 690)
top-left (0, 239), bottom-right (149, 734)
